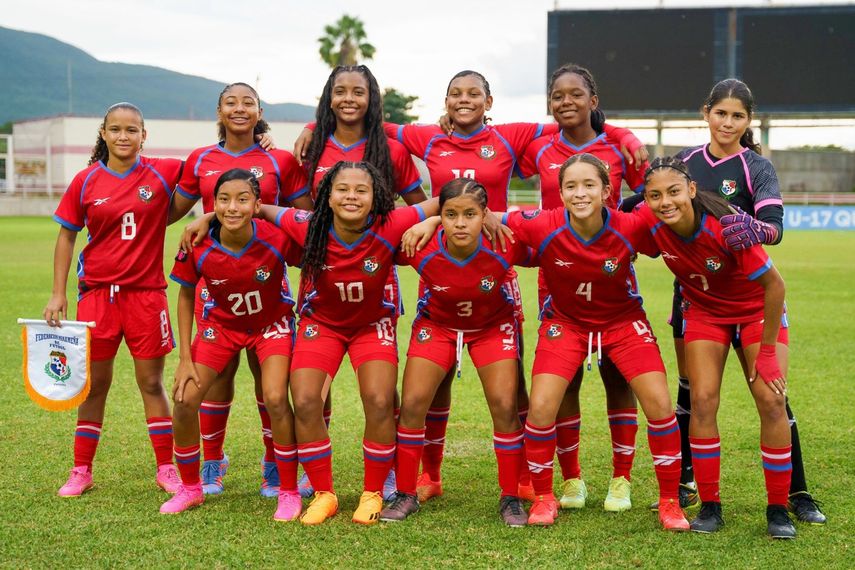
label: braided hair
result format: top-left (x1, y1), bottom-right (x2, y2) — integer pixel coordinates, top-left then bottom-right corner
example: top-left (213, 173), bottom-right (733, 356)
top-left (301, 161), bottom-right (396, 283)
top-left (446, 70), bottom-right (492, 124)
top-left (548, 63), bottom-right (605, 134)
top-left (439, 178), bottom-right (488, 210)
top-left (209, 168), bottom-right (262, 241)
top-left (88, 102), bottom-right (144, 166)
top-left (703, 79), bottom-right (760, 154)
top-left (216, 82), bottom-right (270, 142)
top-left (644, 156), bottom-right (734, 227)
top-left (305, 66), bottom-right (395, 196)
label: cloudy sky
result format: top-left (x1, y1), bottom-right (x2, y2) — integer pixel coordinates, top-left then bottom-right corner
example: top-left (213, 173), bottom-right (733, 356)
top-left (5, 0), bottom-right (853, 148)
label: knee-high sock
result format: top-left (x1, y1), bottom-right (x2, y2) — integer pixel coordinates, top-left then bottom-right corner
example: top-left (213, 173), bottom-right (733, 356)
top-left (608, 408), bottom-right (638, 480)
top-left (298, 438), bottom-right (333, 493)
top-left (524, 422), bottom-right (557, 497)
top-left (690, 436), bottom-right (721, 503)
top-left (73, 421), bottom-right (102, 469)
top-left (495, 429), bottom-right (524, 497)
top-left (200, 400), bottom-right (231, 462)
top-left (395, 426), bottom-right (425, 495)
top-left (555, 414), bottom-right (581, 480)
top-left (647, 415), bottom-right (681, 501)
top-left (421, 407), bottom-right (449, 481)
top-left (762, 444), bottom-right (792, 506)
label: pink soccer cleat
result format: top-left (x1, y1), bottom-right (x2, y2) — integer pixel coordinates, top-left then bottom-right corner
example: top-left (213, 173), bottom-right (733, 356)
top-left (159, 483), bottom-right (204, 514)
top-left (274, 490), bottom-right (303, 522)
top-left (156, 464), bottom-right (182, 494)
top-left (58, 466), bottom-right (94, 497)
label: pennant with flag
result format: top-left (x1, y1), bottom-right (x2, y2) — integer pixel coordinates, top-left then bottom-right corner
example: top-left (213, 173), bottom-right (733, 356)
top-left (18, 319), bottom-right (94, 411)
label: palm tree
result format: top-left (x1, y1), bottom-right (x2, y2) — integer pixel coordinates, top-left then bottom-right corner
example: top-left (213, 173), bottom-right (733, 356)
top-left (318, 15), bottom-right (376, 68)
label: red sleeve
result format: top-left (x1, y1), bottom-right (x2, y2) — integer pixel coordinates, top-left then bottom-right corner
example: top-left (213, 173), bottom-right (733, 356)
top-left (736, 245), bottom-right (773, 281)
top-left (277, 151), bottom-right (309, 204)
top-left (53, 171), bottom-right (87, 231)
top-left (519, 137), bottom-right (548, 179)
top-left (388, 123), bottom-right (441, 158)
top-left (620, 210), bottom-right (659, 257)
top-left (624, 158), bottom-right (648, 192)
top-left (273, 208), bottom-right (312, 244)
top-left (388, 139), bottom-right (422, 195)
top-left (148, 157), bottom-right (184, 190)
top-left (382, 204), bottom-right (428, 244)
top-left (603, 123), bottom-right (643, 155)
top-left (169, 248), bottom-right (201, 288)
top-left (502, 209), bottom-right (545, 248)
top-left (176, 148), bottom-right (203, 201)
top-left (509, 240), bottom-right (539, 268)
top-left (494, 123), bottom-right (551, 156)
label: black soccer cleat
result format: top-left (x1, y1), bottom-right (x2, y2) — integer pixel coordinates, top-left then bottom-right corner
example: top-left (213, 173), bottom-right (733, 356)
top-left (767, 504), bottom-right (797, 539)
top-left (690, 501), bottom-right (724, 534)
top-left (788, 492), bottom-right (827, 525)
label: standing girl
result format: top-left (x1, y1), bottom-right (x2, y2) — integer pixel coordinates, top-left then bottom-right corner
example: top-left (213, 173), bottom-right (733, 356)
top-left (170, 82), bottom-right (310, 498)
top-left (380, 178), bottom-right (536, 527)
top-left (505, 154), bottom-right (688, 531)
top-left (640, 156), bottom-right (795, 539)
top-left (163, 169), bottom-right (302, 520)
top-left (46, 102), bottom-right (184, 497)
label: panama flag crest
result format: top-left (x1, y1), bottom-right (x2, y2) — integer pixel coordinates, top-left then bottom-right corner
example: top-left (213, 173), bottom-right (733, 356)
top-left (18, 319), bottom-right (93, 411)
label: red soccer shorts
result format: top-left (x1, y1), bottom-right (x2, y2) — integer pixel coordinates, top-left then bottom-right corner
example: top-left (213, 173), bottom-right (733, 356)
top-left (684, 318), bottom-right (789, 346)
top-left (290, 317), bottom-right (398, 377)
top-left (191, 313), bottom-right (295, 373)
top-left (406, 317), bottom-right (519, 371)
top-left (78, 287), bottom-right (173, 361)
top-left (532, 317), bottom-right (665, 382)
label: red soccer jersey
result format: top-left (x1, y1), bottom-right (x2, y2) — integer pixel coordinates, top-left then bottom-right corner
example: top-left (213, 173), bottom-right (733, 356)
top-left (520, 130), bottom-right (647, 210)
top-left (308, 135), bottom-right (422, 200)
top-left (177, 143), bottom-right (308, 212)
top-left (386, 122), bottom-right (554, 211)
top-left (637, 206), bottom-right (773, 324)
top-left (396, 230), bottom-right (535, 330)
top-left (54, 157), bottom-right (183, 292)
top-left (504, 207), bottom-right (656, 329)
top-left (169, 219), bottom-right (299, 330)
top-left (274, 204), bottom-right (426, 328)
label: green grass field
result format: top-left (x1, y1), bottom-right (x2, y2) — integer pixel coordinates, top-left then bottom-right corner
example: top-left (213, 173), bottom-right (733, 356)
top-left (1, 217), bottom-right (853, 569)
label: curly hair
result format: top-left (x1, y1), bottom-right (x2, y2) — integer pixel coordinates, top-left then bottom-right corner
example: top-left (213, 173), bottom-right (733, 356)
top-left (216, 82), bottom-right (270, 142)
top-left (88, 102), bottom-right (144, 166)
top-left (301, 161), bottom-right (396, 283)
top-left (305, 66), bottom-right (395, 196)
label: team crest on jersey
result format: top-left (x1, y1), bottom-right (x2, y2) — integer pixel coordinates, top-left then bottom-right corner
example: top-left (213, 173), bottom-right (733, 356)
top-left (303, 324), bottom-right (319, 339)
top-left (479, 275), bottom-right (496, 293)
top-left (249, 166), bottom-right (264, 179)
top-left (416, 327), bottom-right (432, 343)
top-left (45, 350), bottom-right (71, 383)
top-left (480, 145), bottom-right (496, 160)
top-left (255, 265), bottom-right (271, 282)
top-left (202, 327), bottom-right (217, 341)
top-left (602, 257), bottom-right (621, 275)
top-left (294, 210), bottom-right (312, 223)
top-left (720, 180), bottom-right (738, 197)
top-left (521, 209), bottom-right (541, 220)
top-left (174, 249), bottom-right (188, 262)
top-left (705, 256), bottom-right (723, 273)
top-left (362, 256), bottom-right (380, 275)
top-left (546, 324), bottom-right (563, 339)
top-left (200, 288), bottom-right (210, 301)
top-left (138, 185), bottom-right (154, 203)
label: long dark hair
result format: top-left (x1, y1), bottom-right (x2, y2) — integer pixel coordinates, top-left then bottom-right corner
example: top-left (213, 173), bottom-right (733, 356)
top-left (548, 63), bottom-right (605, 133)
top-left (305, 66), bottom-right (395, 195)
top-left (216, 82), bottom-right (270, 142)
top-left (644, 156), bottom-right (734, 231)
top-left (209, 168), bottom-right (261, 240)
top-left (88, 102), bottom-right (144, 166)
top-left (301, 161), bottom-right (395, 283)
top-left (703, 79), bottom-right (760, 154)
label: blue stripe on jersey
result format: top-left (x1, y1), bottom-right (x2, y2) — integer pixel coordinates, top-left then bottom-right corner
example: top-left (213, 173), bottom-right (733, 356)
top-left (79, 167), bottom-right (100, 206)
top-left (423, 134), bottom-right (445, 164)
top-left (175, 185), bottom-right (196, 200)
top-left (396, 125), bottom-right (405, 145)
top-left (372, 231), bottom-right (395, 254)
top-left (217, 142), bottom-right (261, 158)
top-left (482, 247), bottom-right (512, 272)
top-left (169, 273), bottom-right (196, 288)
top-left (330, 135), bottom-right (367, 152)
top-left (747, 258), bottom-right (773, 281)
top-left (605, 142), bottom-right (628, 177)
top-left (98, 157), bottom-right (140, 179)
top-left (286, 185), bottom-right (310, 202)
top-left (606, 226), bottom-right (636, 257)
top-left (400, 179), bottom-right (422, 195)
top-left (208, 220), bottom-right (257, 259)
top-left (650, 220), bottom-right (666, 235)
top-left (538, 225), bottom-right (566, 257)
top-left (416, 249), bottom-right (443, 274)
top-left (259, 147), bottom-right (282, 205)
top-left (143, 163), bottom-right (174, 199)
top-left (330, 226), bottom-right (369, 250)
top-left (256, 236), bottom-right (286, 266)
top-left (53, 214), bottom-right (83, 232)
top-left (493, 130), bottom-right (517, 163)
top-left (196, 244), bottom-right (216, 273)
top-left (559, 131), bottom-right (605, 152)
top-left (450, 124), bottom-right (486, 140)
top-left (274, 208), bottom-right (288, 227)
top-left (438, 230), bottom-right (481, 267)
top-left (534, 141), bottom-right (555, 171)
top-left (534, 123), bottom-right (545, 138)
top-left (677, 213), bottom-right (707, 243)
top-left (565, 209), bottom-right (607, 246)
top-left (193, 146), bottom-right (219, 177)
top-left (413, 203), bottom-right (427, 222)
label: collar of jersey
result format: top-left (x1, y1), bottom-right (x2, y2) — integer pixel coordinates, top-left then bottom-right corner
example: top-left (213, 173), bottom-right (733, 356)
top-left (330, 224), bottom-right (370, 250)
top-left (702, 143), bottom-right (749, 167)
top-left (330, 135), bottom-right (367, 152)
top-left (438, 229), bottom-right (481, 266)
top-left (208, 219), bottom-right (257, 258)
top-left (451, 124), bottom-right (486, 140)
top-left (559, 131), bottom-right (605, 152)
top-left (216, 141), bottom-right (261, 158)
top-left (564, 207), bottom-right (609, 246)
top-left (98, 157), bottom-right (141, 179)
top-left (675, 212), bottom-right (707, 243)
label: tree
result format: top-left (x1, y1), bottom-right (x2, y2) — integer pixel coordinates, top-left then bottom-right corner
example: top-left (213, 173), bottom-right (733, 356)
top-left (318, 15), bottom-right (376, 67)
top-left (383, 88), bottom-right (419, 124)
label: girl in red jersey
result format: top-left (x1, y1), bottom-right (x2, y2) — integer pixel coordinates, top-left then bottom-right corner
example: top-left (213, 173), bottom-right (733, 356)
top-left (504, 154), bottom-right (688, 530)
top-left (45, 103), bottom-right (186, 497)
top-left (379, 178), bottom-right (536, 527)
top-left (640, 156), bottom-right (795, 539)
top-left (519, 63), bottom-right (648, 512)
top-left (170, 83), bottom-right (311, 499)
top-left (163, 169), bottom-right (302, 520)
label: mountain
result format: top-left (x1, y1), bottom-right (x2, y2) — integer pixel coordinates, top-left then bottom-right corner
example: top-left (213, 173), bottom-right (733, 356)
top-left (0, 26), bottom-right (316, 124)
